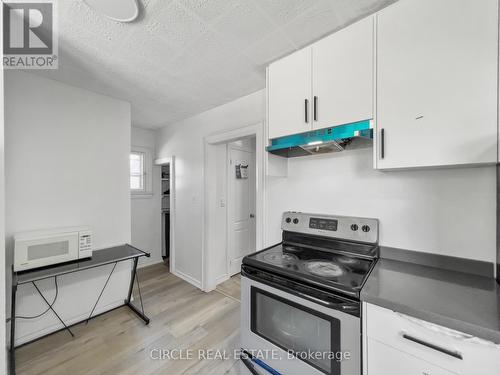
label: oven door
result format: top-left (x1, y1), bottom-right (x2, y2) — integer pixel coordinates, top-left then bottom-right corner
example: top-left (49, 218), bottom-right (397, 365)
top-left (241, 268), bottom-right (360, 375)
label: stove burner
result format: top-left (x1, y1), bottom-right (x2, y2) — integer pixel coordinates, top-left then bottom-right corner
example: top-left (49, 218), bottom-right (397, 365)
top-left (263, 252), bottom-right (299, 265)
top-left (337, 256), bottom-right (359, 265)
top-left (282, 245), bottom-right (301, 252)
top-left (304, 261), bottom-right (344, 278)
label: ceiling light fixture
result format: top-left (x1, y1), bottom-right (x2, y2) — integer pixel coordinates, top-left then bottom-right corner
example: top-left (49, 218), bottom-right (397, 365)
top-left (83, 0), bottom-right (139, 23)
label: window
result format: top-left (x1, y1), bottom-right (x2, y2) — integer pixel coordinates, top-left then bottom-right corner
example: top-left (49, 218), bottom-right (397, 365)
top-left (130, 152), bottom-right (145, 191)
top-left (130, 146), bottom-right (152, 196)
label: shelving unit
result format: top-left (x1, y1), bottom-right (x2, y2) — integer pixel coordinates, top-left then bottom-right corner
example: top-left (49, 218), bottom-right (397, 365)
top-left (161, 165), bottom-right (170, 259)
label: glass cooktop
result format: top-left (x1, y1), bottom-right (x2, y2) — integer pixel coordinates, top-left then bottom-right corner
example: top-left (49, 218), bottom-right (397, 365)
top-left (243, 242), bottom-right (376, 296)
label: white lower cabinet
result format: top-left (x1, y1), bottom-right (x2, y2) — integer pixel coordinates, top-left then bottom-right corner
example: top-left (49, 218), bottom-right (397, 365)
top-left (367, 338), bottom-right (456, 375)
top-left (364, 303), bottom-right (500, 375)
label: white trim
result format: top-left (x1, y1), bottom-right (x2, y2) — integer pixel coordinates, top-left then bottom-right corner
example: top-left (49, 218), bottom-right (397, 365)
top-left (172, 268), bottom-right (202, 289)
top-left (137, 257), bottom-right (164, 269)
top-left (154, 157), bottom-right (171, 165)
top-left (202, 122), bottom-right (266, 292)
top-left (215, 274), bottom-right (230, 285)
top-left (131, 193), bottom-right (153, 199)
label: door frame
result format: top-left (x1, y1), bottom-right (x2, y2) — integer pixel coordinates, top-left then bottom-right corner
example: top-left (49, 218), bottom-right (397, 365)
top-left (154, 156), bottom-right (175, 275)
top-left (203, 122), bottom-right (265, 292)
top-left (226, 142), bottom-right (256, 277)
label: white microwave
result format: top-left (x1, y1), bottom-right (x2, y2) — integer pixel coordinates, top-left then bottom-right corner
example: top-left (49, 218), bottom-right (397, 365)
top-left (14, 227), bottom-right (93, 271)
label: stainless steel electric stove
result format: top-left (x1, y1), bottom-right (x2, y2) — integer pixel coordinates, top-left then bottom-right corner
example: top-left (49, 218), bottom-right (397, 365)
top-left (240, 212), bottom-right (379, 375)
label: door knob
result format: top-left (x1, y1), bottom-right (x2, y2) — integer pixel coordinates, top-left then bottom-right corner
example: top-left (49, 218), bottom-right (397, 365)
top-left (250, 214), bottom-right (255, 218)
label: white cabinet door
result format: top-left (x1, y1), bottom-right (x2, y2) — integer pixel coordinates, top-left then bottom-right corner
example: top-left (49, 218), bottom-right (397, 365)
top-left (368, 338), bottom-right (456, 375)
top-left (376, 0), bottom-right (498, 169)
top-left (312, 16), bottom-right (374, 130)
top-left (365, 303), bottom-right (500, 375)
top-left (268, 47), bottom-right (312, 139)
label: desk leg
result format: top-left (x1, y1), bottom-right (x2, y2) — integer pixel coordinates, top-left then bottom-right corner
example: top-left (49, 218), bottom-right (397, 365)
top-left (32, 281), bottom-right (75, 338)
top-left (10, 282), bottom-right (16, 375)
top-left (125, 258), bottom-right (150, 325)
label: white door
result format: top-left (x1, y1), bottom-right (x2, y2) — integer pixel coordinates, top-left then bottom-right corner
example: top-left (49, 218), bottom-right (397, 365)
top-left (376, 0), bottom-right (498, 169)
top-left (228, 146), bottom-right (256, 276)
top-left (312, 16), bottom-right (374, 130)
top-left (268, 47), bottom-right (312, 139)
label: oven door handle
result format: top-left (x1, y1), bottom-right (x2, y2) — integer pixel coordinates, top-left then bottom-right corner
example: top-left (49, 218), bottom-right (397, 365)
top-left (241, 350), bottom-right (283, 375)
top-left (240, 354), bottom-right (261, 375)
top-left (242, 266), bottom-right (359, 314)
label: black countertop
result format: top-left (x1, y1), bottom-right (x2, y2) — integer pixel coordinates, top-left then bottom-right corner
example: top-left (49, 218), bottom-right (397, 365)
top-left (15, 244), bottom-right (149, 285)
top-left (361, 257), bottom-right (500, 344)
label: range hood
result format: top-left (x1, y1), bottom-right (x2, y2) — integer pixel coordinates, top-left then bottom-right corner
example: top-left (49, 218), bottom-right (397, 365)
top-left (266, 120), bottom-right (373, 158)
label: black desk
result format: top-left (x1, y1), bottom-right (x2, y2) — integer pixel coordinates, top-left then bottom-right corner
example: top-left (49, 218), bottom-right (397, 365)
top-left (10, 244), bottom-right (151, 375)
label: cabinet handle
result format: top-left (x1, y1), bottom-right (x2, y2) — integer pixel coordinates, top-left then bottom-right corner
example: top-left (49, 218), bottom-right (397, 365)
top-left (402, 334), bottom-right (463, 360)
top-left (304, 99), bottom-right (309, 123)
top-left (380, 128), bottom-right (385, 159)
top-left (313, 96), bottom-right (318, 121)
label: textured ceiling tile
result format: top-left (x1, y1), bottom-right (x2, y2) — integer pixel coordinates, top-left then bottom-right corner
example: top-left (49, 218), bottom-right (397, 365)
top-left (150, 0), bottom-right (209, 51)
top-left (64, 0), bottom-right (131, 42)
top-left (243, 30), bottom-right (296, 68)
top-left (207, 54), bottom-right (266, 95)
top-left (181, 0), bottom-right (235, 23)
top-left (32, 0), bottom-right (396, 128)
top-left (187, 30), bottom-right (241, 62)
top-left (331, 0), bottom-right (397, 19)
top-left (117, 28), bottom-right (178, 65)
top-left (213, 2), bottom-right (277, 48)
top-left (254, 0), bottom-right (317, 27)
top-left (283, 0), bottom-right (342, 48)
top-left (58, 26), bottom-right (116, 66)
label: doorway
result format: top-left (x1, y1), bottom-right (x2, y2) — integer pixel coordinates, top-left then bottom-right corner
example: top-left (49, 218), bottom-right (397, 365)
top-left (227, 137), bottom-right (256, 276)
top-left (202, 122), bottom-right (265, 291)
top-left (161, 163), bottom-right (170, 261)
top-left (154, 156), bottom-right (175, 273)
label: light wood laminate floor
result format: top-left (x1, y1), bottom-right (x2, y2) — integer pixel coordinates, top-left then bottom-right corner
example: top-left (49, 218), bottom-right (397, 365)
top-left (16, 263), bottom-right (242, 375)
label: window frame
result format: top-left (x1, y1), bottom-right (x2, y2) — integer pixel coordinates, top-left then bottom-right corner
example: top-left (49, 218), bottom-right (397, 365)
top-left (130, 146), bottom-right (153, 198)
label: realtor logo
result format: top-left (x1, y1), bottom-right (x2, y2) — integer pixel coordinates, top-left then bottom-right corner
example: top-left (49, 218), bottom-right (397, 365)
top-left (3, 0), bottom-right (58, 69)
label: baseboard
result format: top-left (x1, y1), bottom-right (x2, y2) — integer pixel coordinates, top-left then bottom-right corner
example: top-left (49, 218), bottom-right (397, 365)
top-left (138, 257), bottom-right (164, 269)
top-left (172, 268), bottom-right (201, 289)
top-left (14, 299), bottom-right (125, 346)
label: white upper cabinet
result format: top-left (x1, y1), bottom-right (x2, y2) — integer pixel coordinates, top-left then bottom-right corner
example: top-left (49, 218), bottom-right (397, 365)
top-left (312, 16), bottom-right (374, 130)
top-left (375, 0), bottom-right (498, 169)
top-left (267, 48), bottom-right (312, 139)
top-left (267, 16), bottom-right (375, 140)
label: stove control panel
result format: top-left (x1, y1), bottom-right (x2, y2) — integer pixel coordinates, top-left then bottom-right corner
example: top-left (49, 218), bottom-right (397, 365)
top-left (309, 217), bottom-right (338, 231)
top-left (282, 212), bottom-right (378, 244)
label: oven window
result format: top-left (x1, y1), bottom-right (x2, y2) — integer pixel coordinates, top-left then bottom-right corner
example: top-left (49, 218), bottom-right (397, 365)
top-left (251, 287), bottom-right (341, 374)
top-left (27, 241), bottom-right (69, 261)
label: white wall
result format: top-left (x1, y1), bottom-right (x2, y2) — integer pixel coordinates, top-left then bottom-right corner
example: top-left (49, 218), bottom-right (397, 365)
top-left (266, 150), bottom-right (496, 263)
top-left (5, 71), bottom-right (132, 345)
top-left (131, 126), bottom-right (162, 267)
top-left (0, 3), bottom-right (6, 369)
top-left (156, 88), bottom-right (496, 290)
top-left (156, 90), bottom-right (266, 286)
